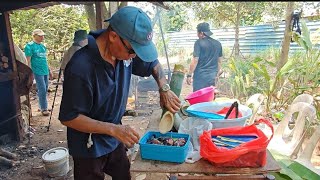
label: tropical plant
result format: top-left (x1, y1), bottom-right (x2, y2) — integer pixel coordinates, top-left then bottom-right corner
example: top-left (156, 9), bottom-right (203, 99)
top-left (154, 33), bottom-right (170, 57)
top-left (251, 52), bottom-right (296, 112)
top-left (222, 45), bottom-right (296, 112)
top-left (223, 57), bottom-right (255, 99)
top-left (291, 20), bottom-right (320, 95)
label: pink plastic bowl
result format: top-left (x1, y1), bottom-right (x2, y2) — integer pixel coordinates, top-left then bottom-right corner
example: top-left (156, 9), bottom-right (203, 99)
top-left (185, 86), bottom-right (215, 105)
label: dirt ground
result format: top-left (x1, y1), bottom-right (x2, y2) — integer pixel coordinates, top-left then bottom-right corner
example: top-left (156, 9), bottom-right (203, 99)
top-left (0, 77), bottom-right (193, 180)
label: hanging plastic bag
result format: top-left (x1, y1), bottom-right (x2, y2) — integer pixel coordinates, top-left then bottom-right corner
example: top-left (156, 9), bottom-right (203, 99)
top-left (199, 119), bottom-right (273, 167)
top-left (178, 117), bottom-right (212, 163)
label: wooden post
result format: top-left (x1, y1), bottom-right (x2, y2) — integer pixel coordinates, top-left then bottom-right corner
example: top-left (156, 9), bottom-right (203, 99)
top-left (109, 2), bottom-right (118, 17)
top-left (95, 2), bottom-right (104, 30)
top-left (3, 11), bottom-right (23, 141)
top-left (84, 4), bottom-right (96, 30)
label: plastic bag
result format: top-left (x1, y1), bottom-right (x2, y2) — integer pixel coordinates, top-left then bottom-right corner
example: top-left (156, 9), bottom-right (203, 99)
top-left (199, 119), bottom-right (274, 167)
top-left (178, 117), bottom-right (212, 163)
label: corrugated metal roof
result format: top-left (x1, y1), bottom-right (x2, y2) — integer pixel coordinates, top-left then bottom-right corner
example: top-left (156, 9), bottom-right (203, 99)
top-left (0, 2), bottom-right (58, 12)
top-left (0, 1), bottom-right (169, 12)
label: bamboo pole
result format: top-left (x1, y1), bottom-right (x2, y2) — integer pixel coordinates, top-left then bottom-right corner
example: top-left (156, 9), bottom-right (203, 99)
top-left (159, 64), bottom-right (185, 134)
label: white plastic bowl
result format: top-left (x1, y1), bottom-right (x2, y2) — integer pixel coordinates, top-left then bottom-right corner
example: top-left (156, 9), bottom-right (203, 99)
top-left (186, 101), bottom-right (252, 129)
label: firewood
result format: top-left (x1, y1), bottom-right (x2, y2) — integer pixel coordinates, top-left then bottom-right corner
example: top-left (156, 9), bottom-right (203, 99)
top-left (0, 148), bottom-right (17, 160)
top-left (0, 156), bottom-right (13, 168)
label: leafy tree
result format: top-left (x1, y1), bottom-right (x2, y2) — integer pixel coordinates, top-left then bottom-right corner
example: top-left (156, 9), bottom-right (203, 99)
top-left (162, 2), bottom-right (189, 32)
top-left (10, 4), bottom-right (89, 67)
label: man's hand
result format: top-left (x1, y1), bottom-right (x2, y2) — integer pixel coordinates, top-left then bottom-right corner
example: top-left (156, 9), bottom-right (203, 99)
top-left (61, 115), bottom-right (139, 148)
top-left (186, 77), bottom-right (192, 85)
top-left (112, 125), bottom-right (140, 148)
top-left (159, 90), bottom-right (181, 113)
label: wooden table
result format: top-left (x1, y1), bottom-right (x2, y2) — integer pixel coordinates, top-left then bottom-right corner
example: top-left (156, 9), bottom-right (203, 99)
top-left (131, 109), bottom-right (281, 179)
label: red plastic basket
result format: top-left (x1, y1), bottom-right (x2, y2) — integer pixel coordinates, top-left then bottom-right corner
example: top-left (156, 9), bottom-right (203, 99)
top-left (199, 119), bottom-right (274, 167)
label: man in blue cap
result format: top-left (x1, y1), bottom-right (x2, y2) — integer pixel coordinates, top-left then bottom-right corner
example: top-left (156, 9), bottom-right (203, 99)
top-left (58, 6), bottom-right (180, 180)
top-left (187, 22), bottom-right (223, 92)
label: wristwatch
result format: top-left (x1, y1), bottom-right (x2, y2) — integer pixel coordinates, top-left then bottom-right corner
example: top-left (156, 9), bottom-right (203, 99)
top-left (159, 83), bottom-right (170, 92)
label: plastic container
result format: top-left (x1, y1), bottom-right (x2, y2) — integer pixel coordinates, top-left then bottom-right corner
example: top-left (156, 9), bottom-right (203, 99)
top-left (42, 147), bottom-right (70, 177)
top-left (199, 119), bottom-right (273, 167)
top-left (185, 86), bottom-right (215, 105)
top-left (187, 102), bottom-right (252, 129)
top-left (139, 131), bottom-right (190, 163)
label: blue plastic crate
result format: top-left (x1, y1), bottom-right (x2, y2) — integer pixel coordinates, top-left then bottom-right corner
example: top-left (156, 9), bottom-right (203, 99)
top-left (139, 131), bottom-right (190, 163)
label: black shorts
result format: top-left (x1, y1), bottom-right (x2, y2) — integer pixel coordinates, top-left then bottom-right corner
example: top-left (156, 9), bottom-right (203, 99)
top-left (73, 143), bottom-right (130, 180)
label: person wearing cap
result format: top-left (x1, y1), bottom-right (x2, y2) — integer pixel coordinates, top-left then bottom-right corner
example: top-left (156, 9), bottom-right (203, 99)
top-left (24, 29), bottom-right (52, 116)
top-left (58, 6), bottom-right (180, 180)
top-left (186, 22), bottom-right (223, 92)
top-left (60, 29), bottom-right (88, 73)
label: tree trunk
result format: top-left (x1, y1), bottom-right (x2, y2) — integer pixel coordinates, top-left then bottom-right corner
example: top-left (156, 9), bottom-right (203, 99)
top-left (277, 2), bottom-right (294, 70)
top-left (95, 2), bottom-right (105, 30)
top-left (102, 2), bottom-right (109, 29)
top-left (234, 2), bottom-right (241, 58)
top-left (109, 2), bottom-right (119, 17)
top-left (119, 2), bottom-right (128, 9)
top-left (84, 4), bottom-right (96, 31)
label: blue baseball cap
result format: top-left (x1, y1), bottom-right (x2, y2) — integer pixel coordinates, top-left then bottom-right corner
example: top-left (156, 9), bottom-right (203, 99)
top-left (104, 6), bottom-right (158, 62)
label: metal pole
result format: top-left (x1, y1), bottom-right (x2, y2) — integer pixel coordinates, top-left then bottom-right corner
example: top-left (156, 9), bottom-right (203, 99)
top-left (157, 7), bottom-right (171, 82)
top-left (27, 94), bottom-right (31, 144)
top-left (46, 68), bottom-right (62, 132)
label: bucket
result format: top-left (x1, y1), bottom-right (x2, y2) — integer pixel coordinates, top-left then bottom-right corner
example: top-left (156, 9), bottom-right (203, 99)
top-left (42, 147), bottom-right (70, 177)
top-left (185, 86), bottom-right (215, 105)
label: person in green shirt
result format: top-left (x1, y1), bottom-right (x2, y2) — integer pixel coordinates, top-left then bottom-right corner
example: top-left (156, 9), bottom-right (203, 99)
top-left (24, 29), bottom-right (52, 116)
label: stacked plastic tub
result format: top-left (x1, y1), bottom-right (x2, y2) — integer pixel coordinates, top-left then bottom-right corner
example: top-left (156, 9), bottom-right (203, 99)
top-left (184, 86), bottom-right (252, 128)
top-left (186, 101), bottom-right (252, 128)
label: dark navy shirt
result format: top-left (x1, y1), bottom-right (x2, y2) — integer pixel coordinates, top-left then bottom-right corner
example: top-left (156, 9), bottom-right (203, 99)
top-left (193, 37), bottom-right (222, 91)
top-left (58, 29), bottom-right (159, 158)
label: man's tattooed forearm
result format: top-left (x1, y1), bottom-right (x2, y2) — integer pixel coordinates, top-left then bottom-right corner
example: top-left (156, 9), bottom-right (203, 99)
top-left (152, 63), bottom-right (166, 80)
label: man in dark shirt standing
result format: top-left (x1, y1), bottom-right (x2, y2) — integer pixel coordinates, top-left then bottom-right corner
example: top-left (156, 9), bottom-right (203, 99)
top-left (187, 22), bottom-right (223, 92)
top-left (58, 6), bottom-right (180, 180)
